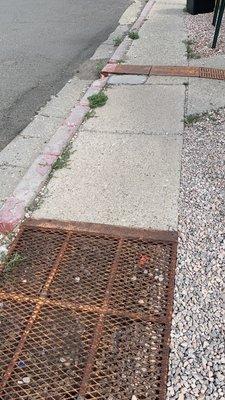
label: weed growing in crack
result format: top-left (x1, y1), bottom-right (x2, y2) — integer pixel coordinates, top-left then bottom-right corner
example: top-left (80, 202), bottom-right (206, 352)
top-left (96, 61), bottom-right (105, 77)
top-left (184, 110), bottom-right (217, 126)
top-left (27, 195), bottom-right (45, 213)
top-left (129, 31), bottom-right (139, 40)
top-left (183, 39), bottom-right (201, 59)
top-left (88, 92), bottom-right (108, 108)
top-left (85, 110), bottom-right (96, 120)
top-left (184, 113), bottom-right (202, 125)
top-left (51, 143), bottom-right (74, 173)
top-left (113, 36), bottom-right (123, 46)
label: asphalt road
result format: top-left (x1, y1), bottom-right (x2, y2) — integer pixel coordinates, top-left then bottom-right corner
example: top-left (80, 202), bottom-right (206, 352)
top-left (0, 0), bottom-right (131, 151)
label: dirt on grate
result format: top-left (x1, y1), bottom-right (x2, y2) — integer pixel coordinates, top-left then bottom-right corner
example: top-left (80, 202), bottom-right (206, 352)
top-left (0, 219), bottom-right (177, 400)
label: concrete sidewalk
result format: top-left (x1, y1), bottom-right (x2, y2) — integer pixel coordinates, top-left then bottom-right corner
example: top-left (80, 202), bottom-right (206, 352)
top-left (1, 0), bottom-right (224, 398)
top-left (31, 1), bottom-right (224, 399)
top-left (33, 80), bottom-right (184, 230)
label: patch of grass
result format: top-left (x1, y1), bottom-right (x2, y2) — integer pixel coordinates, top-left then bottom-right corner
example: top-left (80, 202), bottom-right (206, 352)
top-left (183, 39), bottom-right (201, 59)
top-left (88, 92), bottom-right (108, 109)
top-left (4, 252), bottom-right (26, 274)
top-left (184, 110), bottom-right (217, 125)
top-left (113, 36), bottom-right (123, 46)
top-left (51, 143), bottom-right (73, 172)
top-left (129, 31), bottom-right (139, 40)
top-left (96, 61), bottom-right (105, 77)
top-left (184, 113), bottom-right (202, 125)
top-left (85, 110), bottom-right (96, 120)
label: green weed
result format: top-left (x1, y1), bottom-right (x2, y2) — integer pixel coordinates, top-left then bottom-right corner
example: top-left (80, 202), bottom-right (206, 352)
top-left (85, 110), bottom-right (96, 120)
top-left (96, 61), bottom-right (105, 77)
top-left (51, 143), bottom-right (73, 172)
top-left (113, 36), bottom-right (123, 46)
top-left (183, 39), bottom-right (201, 59)
top-left (4, 252), bottom-right (26, 274)
top-left (129, 31), bottom-right (139, 40)
top-left (88, 92), bottom-right (108, 108)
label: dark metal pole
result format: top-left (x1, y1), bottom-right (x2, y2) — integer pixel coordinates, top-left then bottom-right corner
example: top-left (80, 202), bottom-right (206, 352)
top-left (212, 0), bottom-right (220, 26)
top-left (212, 0), bottom-right (225, 48)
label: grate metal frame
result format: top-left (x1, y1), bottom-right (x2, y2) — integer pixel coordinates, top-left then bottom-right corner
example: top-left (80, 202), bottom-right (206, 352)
top-left (0, 219), bottom-right (177, 399)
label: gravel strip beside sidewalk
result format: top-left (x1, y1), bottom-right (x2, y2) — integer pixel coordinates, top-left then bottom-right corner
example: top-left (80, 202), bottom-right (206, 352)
top-left (167, 109), bottom-right (225, 400)
top-left (184, 11), bottom-right (225, 58)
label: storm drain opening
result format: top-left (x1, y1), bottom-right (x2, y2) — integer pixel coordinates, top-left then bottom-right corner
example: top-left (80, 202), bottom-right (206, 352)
top-left (0, 219), bottom-right (177, 400)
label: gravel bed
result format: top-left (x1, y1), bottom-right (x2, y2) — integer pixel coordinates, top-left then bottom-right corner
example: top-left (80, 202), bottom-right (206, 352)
top-left (167, 108), bottom-right (225, 400)
top-left (184, 11), bottom-right (225, 58)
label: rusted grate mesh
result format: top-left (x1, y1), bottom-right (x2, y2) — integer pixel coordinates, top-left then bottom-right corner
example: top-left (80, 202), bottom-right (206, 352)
top-left (0, 219), bottom-right (177, 399)
top-left (0, 300), bottom-right (34, 382)
top-left (85, 316), bottom-right (165, 400)
top-left (199, 67), bottom-right (225, 80)
top-left (108, 239), bottom-right (172, 318)
top-left (1, 305), bottom-right (98, 400)
top-left (0, 227), bottom-right (66, 297)
top-left (48, 233), bottom-right (119, 306)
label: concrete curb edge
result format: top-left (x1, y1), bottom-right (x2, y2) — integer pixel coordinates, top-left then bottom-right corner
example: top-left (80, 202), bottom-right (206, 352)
top-left (0, 78), bottom-right (107, 233)
top-left (109, 0), bottom-right (155, 63)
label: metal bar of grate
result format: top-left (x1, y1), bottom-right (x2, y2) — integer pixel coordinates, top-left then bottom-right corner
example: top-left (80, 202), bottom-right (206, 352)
top-left (0, 219), bottom-right (177, 399)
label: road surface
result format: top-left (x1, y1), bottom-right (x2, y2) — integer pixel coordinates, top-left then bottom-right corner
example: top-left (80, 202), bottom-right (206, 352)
top-left (0, 0), bottom-right (131, 150)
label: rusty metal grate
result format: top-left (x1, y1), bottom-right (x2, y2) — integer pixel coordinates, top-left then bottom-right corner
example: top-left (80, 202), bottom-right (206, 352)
top-left (199, 67), bottom-right (225, 80)
top-left (0, 219), bottom-right (177, 400)
top-left (102, 63), bottom-right (225, 81)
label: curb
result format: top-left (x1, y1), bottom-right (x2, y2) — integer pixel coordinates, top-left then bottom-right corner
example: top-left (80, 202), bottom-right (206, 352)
top-left (0, 78), bottom-right (107, 233)
top-left (0, 0), bottom-right (155, 234)
top-left (109, 0), bottom-right (155, 64)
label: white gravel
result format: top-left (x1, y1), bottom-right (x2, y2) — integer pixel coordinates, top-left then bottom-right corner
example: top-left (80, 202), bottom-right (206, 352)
top-left (184, 11), bottom-right (225, 58)
top-left (167, 108), bottom-right (225, 400)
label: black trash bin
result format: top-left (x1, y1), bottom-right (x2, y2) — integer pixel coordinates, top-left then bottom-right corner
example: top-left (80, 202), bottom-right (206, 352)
top-left (186, 0), bottom-right (215, 14)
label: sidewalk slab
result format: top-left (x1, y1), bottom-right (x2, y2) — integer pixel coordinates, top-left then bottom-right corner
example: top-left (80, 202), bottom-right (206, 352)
top-left (108, 74), bottom-right (147, 85)
top-left (0, 165), bottom-right (25, 207)
top-left (0, 135), bottom-right (47, 168)
top-left (147, 76), bottom-right (188, 85)
top-left (33, 131), bottom-right (182, 231)
top-left (126, 0), bottom-right (187, 65)
top-left (21, 115), bottom-right (64, 140)
top-left (187, 78), bottom-right (225, 115)
top-left (81, 85), bottom-right (185, 135)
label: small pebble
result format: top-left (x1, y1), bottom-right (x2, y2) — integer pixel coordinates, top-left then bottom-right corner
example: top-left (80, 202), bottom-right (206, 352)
top-left (75, 277), bottom-right (80, 283)
top-left (22, 377), bottom-right (30, 384)
top-left (143, 269), bottom-right (148, 275)
top-left (18, 360), bottom-right (26, 368)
